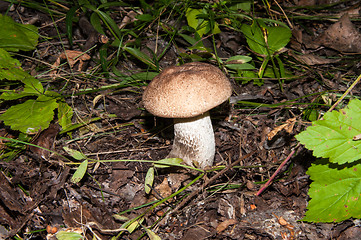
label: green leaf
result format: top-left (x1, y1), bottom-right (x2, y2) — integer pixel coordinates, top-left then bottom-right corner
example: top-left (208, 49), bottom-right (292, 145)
top-left (71, 159), bottom-right (88, 184)
top-left (0, 14), bottom-right (38, 52)
top-left (97, 1), bottom-right (128, 9)
top-left (178, 33), bottom-right (197, 45)
top-left (22, 77), bottom-right (44, 94)
top-left (66, 6), bottom-right (79, 47)
top-left (0, 48), bottom-right (30, 81)
top-left (0, 47), bottom-right (43, 99)
top-left (58, 101), bottom-right (73, 131)
top-left (129, 72), bottom-right (158, 81)
top-left (229, 1), bottom-right (252, 11)
top-left (0, 95), bottom-right (57, 134)
top-left (56, 231), bottom-right (83, 240)
top-left (241, 23), bottom-right (266, 55)
top-left (144, 227), bottom-right (161, 240)
top-left (226, 63), bottom-right (255, 71)
top-left (145, 167), bottom-right (154, 194)
top-left (124, 46), bottom-right (157, 69)
top-left (186, 8), bottom-right (220, 37)
top-left (303, 159), bottom-right (361, 222)
top-left (63, 147), bottom-right (86, 161)
top-left (236, 70), bottom-right (262, 86)
top-left (178, 33), bottom-right (206, 51)
top-left (266, 26), bottom-right (292, 54)
top-left (136, 14), bottom-right (154, 22)
top-left (122, 217), bottom-right (143, 233)
top-left (95, 9), bottom-right (121, 40)
top-left (296, 99), bottom-right (361, 164)
top-left (241, 20), bottom-right (291, 56)
top-left (154, 158), bottom-right (183, 168)
top-left (1, 76), bottom-right (44, 100)
top-left (226, 55), bottom-right (252, 64)
top-left (90, 12), bottom-right (106, 35)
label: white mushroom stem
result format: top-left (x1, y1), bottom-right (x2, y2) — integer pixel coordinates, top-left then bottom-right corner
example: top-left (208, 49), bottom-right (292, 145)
top-left (167, 112), bottom-right (215, 169)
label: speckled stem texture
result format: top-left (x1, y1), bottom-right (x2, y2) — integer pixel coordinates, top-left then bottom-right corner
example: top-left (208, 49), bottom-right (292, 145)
top-left (167, 112), bottom-right (215, 169)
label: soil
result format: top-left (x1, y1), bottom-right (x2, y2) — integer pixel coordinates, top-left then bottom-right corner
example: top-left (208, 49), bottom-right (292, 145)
top-left (1, 0), bottom-right (361, 239)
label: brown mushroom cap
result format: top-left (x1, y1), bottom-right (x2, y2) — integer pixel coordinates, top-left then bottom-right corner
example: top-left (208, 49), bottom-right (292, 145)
top-left (142, 62), bottom-right (232, 118)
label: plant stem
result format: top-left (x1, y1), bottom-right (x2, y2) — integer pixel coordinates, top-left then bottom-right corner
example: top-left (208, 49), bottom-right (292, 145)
top-left (328, 73), bottom-right (361, 112)
top-left (256, 144), bottom-right (299, 196)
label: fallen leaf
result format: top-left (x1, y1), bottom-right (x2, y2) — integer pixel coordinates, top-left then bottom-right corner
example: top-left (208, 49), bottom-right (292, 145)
top-left (154, 177), bottom-right (172, 198)
top-left (50, 50), bottom-right (91, 78)
top-left (216, 219), bottom-right (238, 233)
top-left (316, 14), bottom-right (361, 53)
top-left (268, 118), bottom-right (296, 140)
top-left (292, 53), bottom-right (340, 66)
top-left (29, 123), bottom-right (60, 160)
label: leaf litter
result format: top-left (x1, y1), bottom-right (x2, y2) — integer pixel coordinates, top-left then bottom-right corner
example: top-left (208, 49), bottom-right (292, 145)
top-left (1, 1), bottom-right (361, 239)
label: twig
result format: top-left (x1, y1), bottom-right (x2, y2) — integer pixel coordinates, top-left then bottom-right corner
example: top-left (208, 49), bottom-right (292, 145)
top-left (256, 144), bottom-right (299, 196)
top-left (273, 0), bottom-right (293, 29)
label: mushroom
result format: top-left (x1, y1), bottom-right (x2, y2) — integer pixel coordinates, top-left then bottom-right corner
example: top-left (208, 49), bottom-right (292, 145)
top-left (142, 62), bottom-right (232, 169)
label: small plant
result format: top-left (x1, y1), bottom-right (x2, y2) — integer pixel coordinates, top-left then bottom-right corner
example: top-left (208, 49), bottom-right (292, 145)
top-left (296, 98), bottom-right (361, 222)
top-left (240, 19), bottom-right (292, 88)
top-left (0, 15), bottom-right (73, 135)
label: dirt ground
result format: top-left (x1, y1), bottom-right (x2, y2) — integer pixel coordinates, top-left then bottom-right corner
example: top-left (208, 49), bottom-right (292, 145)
top-left (1, 0), bottom-right (361, 239)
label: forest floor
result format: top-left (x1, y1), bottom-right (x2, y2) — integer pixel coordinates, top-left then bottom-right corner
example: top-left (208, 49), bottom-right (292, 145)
top-left (1, 0), bottom-right (361, 239)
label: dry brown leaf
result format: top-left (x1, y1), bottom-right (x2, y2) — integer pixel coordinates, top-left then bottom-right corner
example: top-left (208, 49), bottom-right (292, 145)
top-left (119, 10), bottom-right (139, 29)
top-left (292, 53), bottom-right (340, 66)
top-left (316, 14), bottom-right (361, 53)
top-left (50, 50), bottom-right (91, 78)
top-left (150, 177), bottom-right (172, 201)
top-left (215, 219), bottom-right (238, 233)
top-left (29, 123), bottom-right (60, 160)
top-left (267, 118), bottom-right (296, 140)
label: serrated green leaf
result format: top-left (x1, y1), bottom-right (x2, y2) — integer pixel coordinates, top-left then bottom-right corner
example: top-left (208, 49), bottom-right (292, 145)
top-left (71, 159), bottom-right (88, 184)
top-left (0, 48), bottom-right (43, 100)
top-left (22, 76), bottom-right (44, 94)
top-left (0, 95), bottom-right (57, 134)
top-left (56, 231), bottom-right (83, 240)
top-left (0, 48), bottom-right (30, 81)
top-left (145, 167), bottom-right (154, 194)
top-left (296, 99), bottom-right (361, 164)
top-left (154, 158), bottom-right (183, 168)
top-left (0, 14), bottom-right (38, 52)
top-left (1, 76), bottom-right (44, 100)
top-left (303, 159), bottom-right (361, 222)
